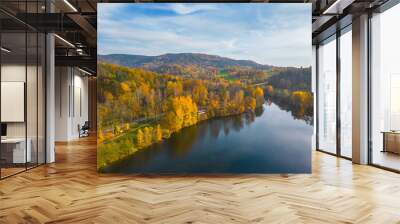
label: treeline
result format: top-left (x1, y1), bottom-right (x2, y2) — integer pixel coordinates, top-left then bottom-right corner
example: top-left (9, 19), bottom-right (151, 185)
top-left (98, 63), bottom-right (264, 129)
top-left (222, 66), bottom-right (270, 84)
top-left (97, 62), bottom-right (264, 169)
top-left (264, 85), bottom-right (313, 123)
top-left (267, 67), bottom-right (311, 91)
top-left (145, 63), bottom-right (219, 80)
top-left (261, 66), bottom-right (313, 122)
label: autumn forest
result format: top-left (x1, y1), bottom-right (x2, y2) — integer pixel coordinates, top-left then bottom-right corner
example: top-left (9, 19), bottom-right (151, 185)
top-left (97, 53), bottom-right (313, 171)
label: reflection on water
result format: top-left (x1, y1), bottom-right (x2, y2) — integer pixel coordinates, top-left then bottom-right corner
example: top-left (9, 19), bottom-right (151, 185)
top-left (268, 98), bottom-right (313, 125)
top-left (104, 102), bottom-right (312, 173)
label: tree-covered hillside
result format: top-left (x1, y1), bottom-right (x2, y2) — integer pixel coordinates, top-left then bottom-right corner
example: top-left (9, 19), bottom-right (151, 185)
top-left (98, 53), bottom-right (312, 90)
top-left (97, 62), bottom-right (265, 170)
top-left (267, 67), bottom-right (311, 91)
top-left (98, 53), bottom-right (273, 71)
top-left (97, 54), bottom-right (313, 170)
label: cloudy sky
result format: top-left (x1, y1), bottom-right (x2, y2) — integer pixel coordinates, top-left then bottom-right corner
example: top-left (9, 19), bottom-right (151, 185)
top-left (98, 3), bottom-right (311, 67)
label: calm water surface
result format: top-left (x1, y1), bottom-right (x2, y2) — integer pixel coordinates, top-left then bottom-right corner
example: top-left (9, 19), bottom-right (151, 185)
top-left (104, 102), bottom-right (313, 173)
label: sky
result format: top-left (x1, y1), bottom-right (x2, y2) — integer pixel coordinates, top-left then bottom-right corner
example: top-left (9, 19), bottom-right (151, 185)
top-left (98, 3), bottom-right (311, 67)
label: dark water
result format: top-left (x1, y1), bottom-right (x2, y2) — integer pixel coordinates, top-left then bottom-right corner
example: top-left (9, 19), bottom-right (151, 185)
top-left (104, 102), bottom-right (313, 174)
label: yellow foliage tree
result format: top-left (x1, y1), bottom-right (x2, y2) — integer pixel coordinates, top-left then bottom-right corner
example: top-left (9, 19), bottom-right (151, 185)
top-left (114, 124), bottom-right (121, 135)
top-left (192, 81), bottom-right (208, 107)
top-left (291, 91), bottom-right (312, 106)
top-left (143, 127), bottom-right (152, 146)
top-left (163, 111), bottom-right (182, 132)
top-left (98, 129), bottom-right (104, 143)
top-left (245, 96), bottom-right (256, 111)
top-left (234, 90), bottom-right (245, 113)
top-left (254, 87), bottom-right (265, 107)
top-left (136, 129), bottom-right (144, 148)
top-left (265, 85), bottom-right (274, 96)
top-left (207, 98), bottom-right (220, 117)
top-left (162, 96), bottom-right (198, 132)
top-left (120, 82), bottom-right (130, 92)
top-left (154, 125), bottom-right (162, 142)
top-left (180, 96), bottom-right (198, 127)
top-left (104, 91), bottom-right (114, 102)
top-left (166, 81), bottom-right (183, 97)
top-left (124, 123), bottom-right (130, 131)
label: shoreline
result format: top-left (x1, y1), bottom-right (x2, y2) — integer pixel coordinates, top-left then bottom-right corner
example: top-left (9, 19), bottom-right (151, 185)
top-left (97, 105), bottom-right (264, 172)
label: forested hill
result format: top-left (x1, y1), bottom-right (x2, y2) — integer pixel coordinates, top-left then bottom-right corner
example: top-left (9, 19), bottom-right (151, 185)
top-left (267, 67), bottom-right (311, 91)
top-left (98, 53), bottom-right (311, 91)
top-left (98, 53), bottom-right (273, 70)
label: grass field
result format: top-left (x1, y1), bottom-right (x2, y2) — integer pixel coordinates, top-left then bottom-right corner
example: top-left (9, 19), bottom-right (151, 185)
top-left (217, 70), bottom-right (236, 81)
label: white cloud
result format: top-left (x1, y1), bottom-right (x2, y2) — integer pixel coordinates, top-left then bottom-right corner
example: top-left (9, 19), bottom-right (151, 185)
top-left (98, 3), bottom-right (125, 18)
top-left (98, 4), bottom-right (311, 67)
top-left (168, 4), bottom-right (218, 15)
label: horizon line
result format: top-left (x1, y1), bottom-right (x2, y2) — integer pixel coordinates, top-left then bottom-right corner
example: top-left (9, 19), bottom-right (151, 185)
top-left (98, 52), bottom-right (311, 68)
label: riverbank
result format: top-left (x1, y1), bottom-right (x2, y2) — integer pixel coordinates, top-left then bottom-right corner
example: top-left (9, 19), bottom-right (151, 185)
top-left (97, 104), bottom-right (263, 172)
top-left (101, 102), bottom-right (312, 174)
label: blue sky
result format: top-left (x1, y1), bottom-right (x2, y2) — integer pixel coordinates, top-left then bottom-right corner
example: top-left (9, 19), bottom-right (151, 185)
top-left (98, 3), bottom-right (311, 67)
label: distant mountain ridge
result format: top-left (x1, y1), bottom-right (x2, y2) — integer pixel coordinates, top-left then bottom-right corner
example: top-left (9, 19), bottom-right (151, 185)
top-left (98, 53), bottom-right (274, 70)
